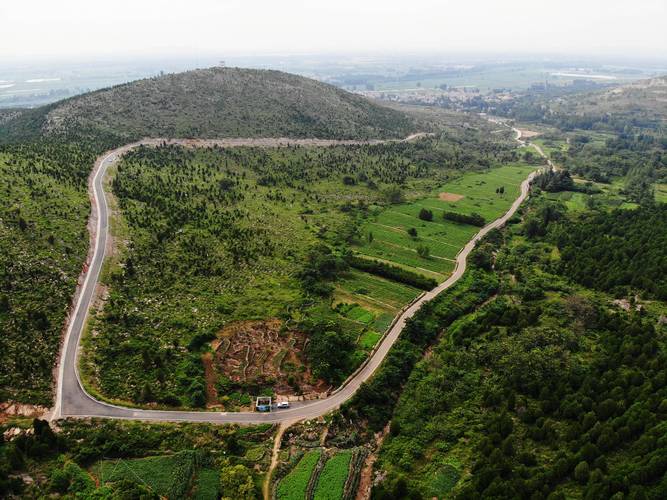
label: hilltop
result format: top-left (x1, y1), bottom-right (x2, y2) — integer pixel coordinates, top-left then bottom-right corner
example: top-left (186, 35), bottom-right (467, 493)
top-left (0, 67), bottom-right (417, 142)
top-left (549, 75), bottom-right (667, 129)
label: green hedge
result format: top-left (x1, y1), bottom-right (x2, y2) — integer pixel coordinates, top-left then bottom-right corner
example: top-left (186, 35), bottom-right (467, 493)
top-left (347, 255), bottom-right (437, 290)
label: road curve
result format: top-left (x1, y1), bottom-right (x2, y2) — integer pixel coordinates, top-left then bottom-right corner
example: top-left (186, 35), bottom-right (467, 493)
top-left (53, 131), bottom-right (537, 424)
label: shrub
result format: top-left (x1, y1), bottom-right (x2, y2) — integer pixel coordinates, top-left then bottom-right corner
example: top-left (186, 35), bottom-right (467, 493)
top-left (574, 461), bottom-right (590, 484)
top-left (418, 208), bottom-right (433, 221)
top-left (416, 245), bottom-right (430, 258)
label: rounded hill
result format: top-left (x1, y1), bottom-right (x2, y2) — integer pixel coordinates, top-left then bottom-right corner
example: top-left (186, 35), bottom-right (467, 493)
top-left (3, 67), bottom-right (416, 142)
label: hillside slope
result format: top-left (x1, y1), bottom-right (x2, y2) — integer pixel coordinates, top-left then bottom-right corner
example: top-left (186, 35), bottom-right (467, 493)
top-left (1, 67), bottom-right (416, 142)
top-left (550, 75), bottom-right (667, 129)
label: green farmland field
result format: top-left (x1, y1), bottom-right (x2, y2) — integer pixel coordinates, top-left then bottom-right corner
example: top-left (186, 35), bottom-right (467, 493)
top-left (277, 449), bottom-right (322, 500)
top-left (337, 269), bottom-right (421, 312)
top-left (192, 468), bottom-right (221, 499)
top-left (314, 450), bottom-right (353, 500)
top-left (95, 455), bottom-right (181, 496)
top-left (354, 164), bottom-right (537, 284)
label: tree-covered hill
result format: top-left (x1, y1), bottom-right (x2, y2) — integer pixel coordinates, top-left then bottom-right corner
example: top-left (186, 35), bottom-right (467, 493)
top-left (549, 76), bottom-right (667, 130)
top-left (0, 67), bottom-right (417, 143)
top-left (555, 204), bottom-right (667, 299)
top-left (369, 199), bottom-right (667, 499)
top-left (494, 75), bottom-right (667, 132)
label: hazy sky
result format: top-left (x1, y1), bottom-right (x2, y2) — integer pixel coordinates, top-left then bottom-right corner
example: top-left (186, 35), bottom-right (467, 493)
top-left (3, 0), bottom-right (666, 61)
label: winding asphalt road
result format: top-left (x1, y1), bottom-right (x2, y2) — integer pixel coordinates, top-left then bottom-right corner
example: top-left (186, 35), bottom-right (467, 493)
top-left (52, 129), bottom-right (538, 424)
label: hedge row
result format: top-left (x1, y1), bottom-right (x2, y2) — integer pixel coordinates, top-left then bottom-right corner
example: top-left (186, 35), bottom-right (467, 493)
top-left (347, 255), bottom-right (437, 290)
top-left (442, 210), bottom-right (486, 227)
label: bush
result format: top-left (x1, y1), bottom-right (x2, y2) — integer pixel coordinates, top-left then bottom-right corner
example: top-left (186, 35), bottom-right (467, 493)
top-left (416, 245), bottom-right (430, 258)
top-left (418, 208), bottom-right (433, 221)
top-left (574, 461), bottom-right (590, 484)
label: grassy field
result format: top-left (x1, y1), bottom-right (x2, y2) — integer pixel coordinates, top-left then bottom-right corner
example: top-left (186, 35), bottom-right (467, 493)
top-left (192, 468), bottom-right (221, 500)
top-left (531, 136), bottom-right (568, 158)
top-left (95, 455), bottom-right (182, 496)
top-left (545, 177), bottom-right (640, 212)
top-left (313, 451), bottom-right (353, 500)
top-left (328, 163), bottom-right (537, 356)
top-left (656, 183), bottom-right (667, 203)
top-left (277, 449), bottom-right (322, 500)
top-left (354, 164), bottom-right (536, 280)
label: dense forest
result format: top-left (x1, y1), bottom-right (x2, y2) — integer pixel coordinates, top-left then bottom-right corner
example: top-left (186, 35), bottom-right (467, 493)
top-left (370, 198), bottom-right (667, 499)
top-left (554, 204), bottom-right (667, 299)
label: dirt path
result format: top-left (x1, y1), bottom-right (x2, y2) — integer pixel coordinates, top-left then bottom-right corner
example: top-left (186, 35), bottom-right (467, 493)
top-left (264, 421), bottom-right (295, 500)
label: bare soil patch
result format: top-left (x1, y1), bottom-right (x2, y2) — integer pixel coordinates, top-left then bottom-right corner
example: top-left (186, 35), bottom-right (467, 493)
top-left (201, 352), bottom-right (218, 407)
top-left (0, 402), bottom-right (48, 424)
top-left (439, 192), bottom-right (464, 202)
top-left (519, 129), bottom-right (541, 139)
top-left (210, 319), bottom-right (327, 403)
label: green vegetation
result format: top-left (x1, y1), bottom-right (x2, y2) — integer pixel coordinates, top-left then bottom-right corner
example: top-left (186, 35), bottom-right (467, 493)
top-left (337, 269), bottom-right (421, 311)
top-left (96, 451), bottom-right (205, 498)
top-left (555, 204), bottom-right (667, 299)
top-left (342, 267), bottom-right (500, 431)
top-left (0, 69), bottom-right (518, 406)
top-left (193, 468), bottom-right (222, 499)
top-left (0, 143), bottom-right (95, 404)
top-left (277, 449), bottom-right (322, 500)
top-left (498, 79), bottom-right (667, 206)
top-left (82, 133), bottom-right (520, 406)
top-left (655, 183), bottom-right (667, 203)
top-left (1, 67), bottom-right (416, 142)
top-left (372, 194), bottom-right (667, 499)
top-left (0, 417), bottom-right (271, 498)
top-left (353, 164), bottom-right (537, 282)
top-left (442, 210), bottom-right (486, 226)
top-left (346, 255), bottom-right (437, 290)
top-left (313, 450), bottom-right (353, 500)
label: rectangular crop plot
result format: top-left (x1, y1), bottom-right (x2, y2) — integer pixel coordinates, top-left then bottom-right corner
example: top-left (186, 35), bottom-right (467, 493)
top-left (358, 331), bottom-right (382, 351)
top-left (313, 450), bottom-right (353, 500)
top-left (96, 455), bottom-right (180, 496)
top-left (192, 468), bottom-right (220, 500)
top-left (337, 270), bottom-right (421, 311)
top-left (277, 449), bottom-right (322, 500)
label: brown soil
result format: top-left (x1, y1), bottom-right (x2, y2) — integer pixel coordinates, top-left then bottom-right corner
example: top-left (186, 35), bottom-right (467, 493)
top-left (356, 424), bottom-right (390, 500)
top-left (210, 319), bottom-right (327, 403)
top-left (519, 129), bottom-right (541, 139)
top-left (202, 352), bottom-right (219, 407)
top-left (439, 192), bottom-right (464, 202)
top-left (0, 402), bottom-right (48, 424)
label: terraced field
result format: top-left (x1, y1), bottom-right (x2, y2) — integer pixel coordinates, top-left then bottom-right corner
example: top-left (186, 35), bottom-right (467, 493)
top-left (94, 451), bottom-right (217, 499)
top-left (332, 164), bottom-right (539, 354)
top-left (351, 164), bottom-right (536, 280)
top-left (277, 449), bottom-right (322, 500)
top-left (275, 448), bottom-right (360, 500)
top-left (313, 451), bottom-right (353, 500)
